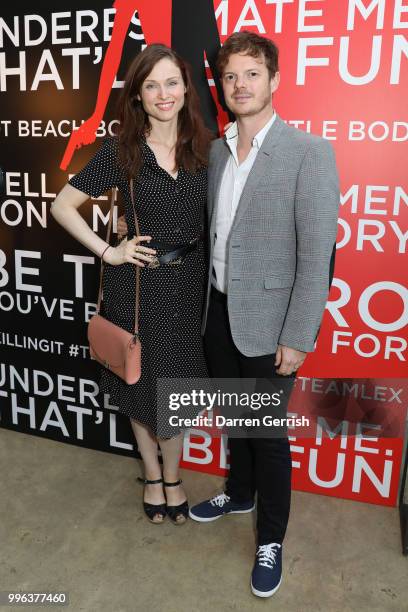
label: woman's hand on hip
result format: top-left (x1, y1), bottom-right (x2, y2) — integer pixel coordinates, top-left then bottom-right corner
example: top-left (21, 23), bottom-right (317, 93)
top-left (103, 236), bottom-right (156, 267)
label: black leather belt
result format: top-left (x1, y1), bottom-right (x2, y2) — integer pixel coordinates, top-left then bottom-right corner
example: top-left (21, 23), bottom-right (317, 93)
top-left (147, 236), bottom-right (201, 269)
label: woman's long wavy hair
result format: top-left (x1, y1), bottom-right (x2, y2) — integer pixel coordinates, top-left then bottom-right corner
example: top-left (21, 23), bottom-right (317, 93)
top-left (114, 44), bottom-right (214, 178)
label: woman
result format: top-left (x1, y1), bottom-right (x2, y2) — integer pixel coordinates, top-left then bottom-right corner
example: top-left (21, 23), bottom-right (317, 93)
top-left (51, 44), bottom-right (213, 525)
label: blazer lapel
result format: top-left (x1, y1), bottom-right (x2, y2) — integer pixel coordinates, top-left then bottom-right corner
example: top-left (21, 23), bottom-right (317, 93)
top-left (231, 114), bottom-right (286, 229)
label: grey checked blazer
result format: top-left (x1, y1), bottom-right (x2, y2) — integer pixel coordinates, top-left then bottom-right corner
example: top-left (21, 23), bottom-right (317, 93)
top-left (201, 113), bottom-right (340, 355)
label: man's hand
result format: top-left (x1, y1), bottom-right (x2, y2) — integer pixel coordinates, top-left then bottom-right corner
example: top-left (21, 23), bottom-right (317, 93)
top-left (275, 345), bottom-right (306, 376)
top-left (117, 214), bottom-right (128, 239)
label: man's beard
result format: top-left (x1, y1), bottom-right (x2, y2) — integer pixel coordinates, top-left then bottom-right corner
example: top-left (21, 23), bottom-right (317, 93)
top-left (231, 92), bottom-right (272, 118)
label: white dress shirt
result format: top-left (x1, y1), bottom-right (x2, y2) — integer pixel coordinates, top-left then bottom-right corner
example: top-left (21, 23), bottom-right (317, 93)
top-left (212, 112), bottom-right (277, 294)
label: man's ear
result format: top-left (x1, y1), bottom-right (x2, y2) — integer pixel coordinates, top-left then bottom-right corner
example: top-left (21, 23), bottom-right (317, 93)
top-left (270, 71), bottom-right (280, 94)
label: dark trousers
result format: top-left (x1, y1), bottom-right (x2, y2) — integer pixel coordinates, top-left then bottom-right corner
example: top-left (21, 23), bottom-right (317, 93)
top-left (204, 287), bottom-right (295, 545)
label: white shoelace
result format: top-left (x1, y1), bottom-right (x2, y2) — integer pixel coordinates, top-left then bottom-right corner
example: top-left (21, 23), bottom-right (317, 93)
top-left (257, 543), bottom-right (281, 569)
top-left (209, 492), bottom-right (231, 507)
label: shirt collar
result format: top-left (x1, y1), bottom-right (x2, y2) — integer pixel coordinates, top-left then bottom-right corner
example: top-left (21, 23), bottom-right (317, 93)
top-left (224, 111), bottom-right (276, 151)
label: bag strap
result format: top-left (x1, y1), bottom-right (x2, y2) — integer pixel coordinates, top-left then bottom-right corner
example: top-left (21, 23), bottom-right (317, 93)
top-left (129, 178), bottom-right (140, 337)
top-left (96, 179), bottom-right (140, 337)
top-left (96, 189), bottom-right (115, 316)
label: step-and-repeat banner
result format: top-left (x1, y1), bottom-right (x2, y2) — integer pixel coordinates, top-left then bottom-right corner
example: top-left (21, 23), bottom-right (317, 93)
top-left (1, 1), bottom-right (407, 506)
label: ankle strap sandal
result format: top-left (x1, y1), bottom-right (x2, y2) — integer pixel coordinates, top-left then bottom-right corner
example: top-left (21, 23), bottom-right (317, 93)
top-left (137, 477), bottom-right (166, 524)
top-left (163, 479), bottom-right (189, 525)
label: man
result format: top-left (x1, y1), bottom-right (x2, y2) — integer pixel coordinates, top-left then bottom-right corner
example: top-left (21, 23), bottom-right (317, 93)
top-left (188, 31), bottom-right (340, 598)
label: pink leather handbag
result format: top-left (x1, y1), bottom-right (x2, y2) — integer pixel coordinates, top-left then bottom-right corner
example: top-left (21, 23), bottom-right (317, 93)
top-left (87, 179), bottom-right (142, 385)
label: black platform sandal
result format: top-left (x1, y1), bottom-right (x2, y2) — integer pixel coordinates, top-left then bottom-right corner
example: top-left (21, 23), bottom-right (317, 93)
top-left (137, 477), bottom-right (166, 524)
top-left (163, 479), bottom-right (189, 525)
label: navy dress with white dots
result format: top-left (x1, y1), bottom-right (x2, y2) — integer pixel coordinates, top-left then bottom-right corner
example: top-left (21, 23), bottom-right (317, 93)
top-left (68, 136), bottom-right (209, 438)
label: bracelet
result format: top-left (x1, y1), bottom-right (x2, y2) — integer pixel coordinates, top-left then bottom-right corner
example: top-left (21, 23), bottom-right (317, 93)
top-left (101, 245), bottom-right (111, 261)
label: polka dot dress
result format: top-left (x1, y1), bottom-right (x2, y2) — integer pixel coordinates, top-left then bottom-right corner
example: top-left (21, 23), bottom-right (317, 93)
top-left (69, 136), bottom-right (209, 438)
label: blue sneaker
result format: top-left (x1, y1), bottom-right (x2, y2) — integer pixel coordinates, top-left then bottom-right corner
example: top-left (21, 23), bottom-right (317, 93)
top-left (251, 543), bottom-right (282, 597)
top-left (189, 492), bottom-right (255, 522)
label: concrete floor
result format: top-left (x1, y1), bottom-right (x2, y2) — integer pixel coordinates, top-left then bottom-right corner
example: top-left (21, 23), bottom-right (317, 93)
top-left (0, 428), bottom-right (407, 612)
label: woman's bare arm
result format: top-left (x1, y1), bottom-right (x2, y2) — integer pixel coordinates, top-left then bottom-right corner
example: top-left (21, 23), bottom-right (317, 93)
top-left (50, 183), bottom-right (110, 258)
top-left (50, 184), bottom-right (156, 266)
